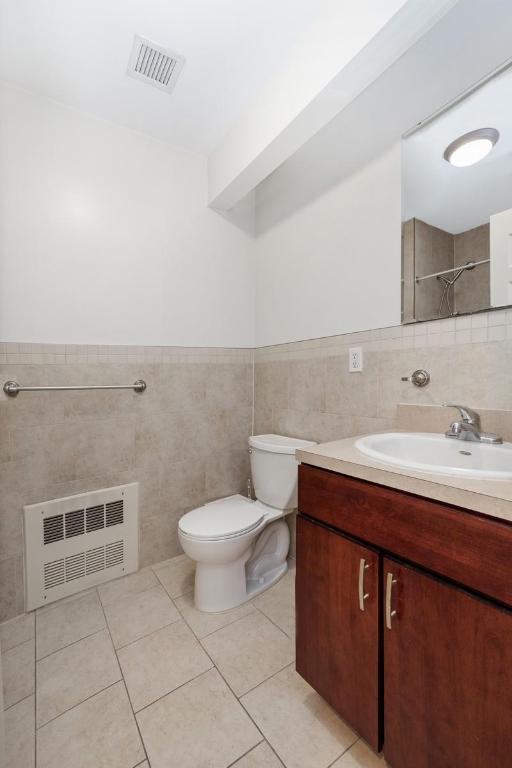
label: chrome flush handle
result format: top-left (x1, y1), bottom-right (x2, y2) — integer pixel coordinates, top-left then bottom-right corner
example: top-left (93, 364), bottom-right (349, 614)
top-left (358, 558), bottom-right (371, 612)
top-left (385, 572), bottom-right (398, 630)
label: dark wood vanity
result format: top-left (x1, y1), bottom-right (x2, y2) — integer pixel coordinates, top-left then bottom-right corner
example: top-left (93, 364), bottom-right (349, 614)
top-left (296, 463), bottom-right (512, 768)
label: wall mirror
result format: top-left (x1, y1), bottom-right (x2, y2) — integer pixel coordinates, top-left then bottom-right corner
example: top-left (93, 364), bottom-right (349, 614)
top-left (401, 63), bottom-right (512, 323)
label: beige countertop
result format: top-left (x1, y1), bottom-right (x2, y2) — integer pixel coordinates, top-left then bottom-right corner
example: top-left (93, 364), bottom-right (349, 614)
top-left (296, 435), bottom-right (512, 524)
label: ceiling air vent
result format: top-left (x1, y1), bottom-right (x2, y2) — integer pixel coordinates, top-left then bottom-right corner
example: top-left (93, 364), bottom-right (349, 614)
top-left (127, 35), bottom-right (185, 93)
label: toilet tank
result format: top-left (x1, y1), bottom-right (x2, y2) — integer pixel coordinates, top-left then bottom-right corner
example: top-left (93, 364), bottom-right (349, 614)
top-left (248, 434), bottom-right (317, 510)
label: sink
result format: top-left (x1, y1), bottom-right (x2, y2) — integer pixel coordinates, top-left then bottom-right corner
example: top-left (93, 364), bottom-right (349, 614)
top-left (355, 432), bottom-right (512, 480)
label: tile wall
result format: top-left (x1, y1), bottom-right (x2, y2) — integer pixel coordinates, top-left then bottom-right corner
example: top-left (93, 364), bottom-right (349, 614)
top-left (254, 308), bottom-right (512, 552)
top-left (0, 345), bottom-right (253, 621)
top-left (2, 306), bottom-right (512, 620)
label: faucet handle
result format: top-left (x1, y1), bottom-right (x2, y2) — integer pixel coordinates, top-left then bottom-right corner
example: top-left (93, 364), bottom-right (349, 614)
top-left (443, 404), bottom-right (480, 426)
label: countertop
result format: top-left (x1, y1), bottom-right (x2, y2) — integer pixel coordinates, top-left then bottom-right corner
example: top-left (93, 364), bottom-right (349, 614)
top-left (296, 434), bottom-right (512, 524)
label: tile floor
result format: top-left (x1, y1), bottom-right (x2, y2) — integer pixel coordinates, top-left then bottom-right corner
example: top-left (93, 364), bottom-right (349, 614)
top-left (1, 555), bottom-right (388, 768)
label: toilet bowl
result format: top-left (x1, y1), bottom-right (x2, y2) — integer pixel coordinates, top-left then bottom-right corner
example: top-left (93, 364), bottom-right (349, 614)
top-left (178, 434), bottom-right (316, 612)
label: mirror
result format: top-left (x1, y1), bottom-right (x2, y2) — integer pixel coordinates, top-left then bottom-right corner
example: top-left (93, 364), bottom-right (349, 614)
top-left (401, 63), bottom-right (512, 323)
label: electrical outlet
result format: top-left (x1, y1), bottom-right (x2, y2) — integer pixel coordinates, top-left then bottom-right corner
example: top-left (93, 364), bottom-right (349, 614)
top-left (349, 347), bottom-right (363, 372)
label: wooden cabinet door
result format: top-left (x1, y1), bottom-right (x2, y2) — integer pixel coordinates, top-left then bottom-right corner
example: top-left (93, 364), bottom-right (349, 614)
top-left (384, 557), bottom-right (512, 768)
top-left (296, 514), bottom-right (381, 750)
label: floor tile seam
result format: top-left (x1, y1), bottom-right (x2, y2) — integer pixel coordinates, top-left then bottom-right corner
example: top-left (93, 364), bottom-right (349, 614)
top-left (35, 625), bottom-right (107, 662)
top-left (198, 604), bottom-right (290, 649)
top-left (195, 606), bottom-right (260, 641)
top-left (34, 587), bottom-right (99, 620)
top-left (249, 603), bottom-right (294, 640)
top-left (2, 691), bottom-right (35, 713)
top-left (197, 644), bottom-right (268, 746)
top-left (99, 578), bottom-right (167, 609)
top-left (133, 664), bottom-right (216, 717)
top-left (114, 614), bottom-right (183, 651)
top-left (97, 593), bottom-right (150, 767)
top-left (2, 636), bottom-right (34, 658)
top-left (325, 737), bottom-right (361, 768)
top-left (238, 661), bottom-right (296, 700)
top-left (238, 659), bottom-right (354, 768)
top-left (0, 628), bottom-right (35, 654)
top-left (35, 679), bottom-right (121, 731)
top-left (224, 738), bottom-right (265, 768)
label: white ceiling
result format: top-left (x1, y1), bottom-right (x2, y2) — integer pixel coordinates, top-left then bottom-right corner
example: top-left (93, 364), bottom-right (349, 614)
top-left (403, 63), bottom-right (512, 234)
top-left (0, 0), bottom-right (331, 154)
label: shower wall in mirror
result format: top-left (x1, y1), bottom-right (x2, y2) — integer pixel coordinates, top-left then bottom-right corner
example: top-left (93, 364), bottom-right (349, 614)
top-left (402, 63), bottom-right (512, 323)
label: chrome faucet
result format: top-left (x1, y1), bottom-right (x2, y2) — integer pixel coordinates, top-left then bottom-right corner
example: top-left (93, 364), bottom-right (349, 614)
top-left (443, 404), bottom-right (502, 444)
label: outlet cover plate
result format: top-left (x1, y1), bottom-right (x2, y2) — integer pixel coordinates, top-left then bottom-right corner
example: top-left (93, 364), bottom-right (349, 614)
top-left (349, 347), bottom-right (363, 372)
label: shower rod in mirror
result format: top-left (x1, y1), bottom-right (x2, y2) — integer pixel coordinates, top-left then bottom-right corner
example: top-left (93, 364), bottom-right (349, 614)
top-left (415, 258), bottom-right (490, 283)
top-left (3, 380), bottom-right (147, 397)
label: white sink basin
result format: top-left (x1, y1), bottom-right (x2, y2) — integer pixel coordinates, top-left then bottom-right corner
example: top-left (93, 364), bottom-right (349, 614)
top-left (355, 432), bottom-right (512, 480)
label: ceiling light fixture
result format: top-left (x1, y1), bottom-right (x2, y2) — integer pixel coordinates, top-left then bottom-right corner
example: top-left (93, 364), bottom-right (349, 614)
top-left (444, 128), bottom-right (499, 167)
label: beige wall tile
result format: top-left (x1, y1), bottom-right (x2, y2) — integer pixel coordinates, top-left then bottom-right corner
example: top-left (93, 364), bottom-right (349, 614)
top-left (0, 351), bottom-right (252, 622)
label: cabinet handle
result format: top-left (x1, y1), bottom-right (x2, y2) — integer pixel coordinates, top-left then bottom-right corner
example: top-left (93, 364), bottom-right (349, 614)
top-left (385, 572), bottom-right (398, 629)
top-left (358, 558), bottom-right (370, 611)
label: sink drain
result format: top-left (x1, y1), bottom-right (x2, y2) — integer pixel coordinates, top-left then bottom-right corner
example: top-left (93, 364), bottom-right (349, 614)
top-left (459, 450), bottom-right (472, 456)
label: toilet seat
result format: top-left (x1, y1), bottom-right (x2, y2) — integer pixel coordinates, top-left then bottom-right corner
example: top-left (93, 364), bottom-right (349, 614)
top-left (178, 495), bottom-right (264, 541)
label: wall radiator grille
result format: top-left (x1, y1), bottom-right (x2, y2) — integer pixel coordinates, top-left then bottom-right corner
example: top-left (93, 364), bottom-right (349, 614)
top-left (24, 483), bottom-right (138, 611)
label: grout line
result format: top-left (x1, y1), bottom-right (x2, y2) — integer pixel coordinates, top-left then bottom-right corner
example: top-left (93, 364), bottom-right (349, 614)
top-left (132, 665), bottom-right (215, 717)
top-left (325, 738), bottom-right (360, 767)
top-left (35, 679), bottom-right (121, 731)
top-left (2, 691), bottom-right (35, 713)
top-left (114, 616), bottom-right (186, 652)
top-left (97, 589), bottom-right (150, 766)
top-left (225, 739), bottom-right (265, 768)
top-left (114, 615), bottom-right (182, 652)
top-left (250, 603), bottom-right (294, 641)
top-left (35, 625), bottom-right (107, 662)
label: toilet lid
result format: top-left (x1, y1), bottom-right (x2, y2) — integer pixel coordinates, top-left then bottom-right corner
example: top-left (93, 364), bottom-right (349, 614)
top-left (179, 497), bottom-right (264, 540)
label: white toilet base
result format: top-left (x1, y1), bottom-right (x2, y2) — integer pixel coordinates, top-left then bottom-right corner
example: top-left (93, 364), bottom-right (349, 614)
top-left (192, 519), bottom-right (290, 613)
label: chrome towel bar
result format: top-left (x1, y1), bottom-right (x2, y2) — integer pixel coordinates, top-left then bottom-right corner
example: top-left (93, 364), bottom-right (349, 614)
top-left (3, 380), bottom-right (147, 397)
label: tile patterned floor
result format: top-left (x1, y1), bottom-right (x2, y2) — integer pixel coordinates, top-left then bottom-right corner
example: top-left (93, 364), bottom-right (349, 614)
top-left (1, 555), bottom-right (388, 768)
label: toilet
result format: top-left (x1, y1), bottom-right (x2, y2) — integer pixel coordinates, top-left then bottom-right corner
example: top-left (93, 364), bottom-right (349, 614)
top-left (178, 434), bottom-right (316, 612)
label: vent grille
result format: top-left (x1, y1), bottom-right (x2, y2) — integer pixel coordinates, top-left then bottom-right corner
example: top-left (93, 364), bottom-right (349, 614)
top-left (65, 509), bottom-right (84, 538)
top-left (127, 35), bottom-right (185, 93)
top-left (42, 499), bottom-right (124, 545)
top-left (106, 500), bottom-right (123, 527)
top-left (43, 541), bottom-right (125, 591)
top-left (43, 514), bottom-right (64, 544)
top-left (86, 504), bottom-right (105, 533)
top-left (25, 483), bottom-right (138, 611)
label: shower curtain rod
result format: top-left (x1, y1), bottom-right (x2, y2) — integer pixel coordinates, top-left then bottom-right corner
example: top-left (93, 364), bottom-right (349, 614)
top-left (415, 258), bottom-right (490, 283)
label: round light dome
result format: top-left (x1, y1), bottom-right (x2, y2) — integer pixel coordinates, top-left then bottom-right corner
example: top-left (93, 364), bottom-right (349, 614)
top-left (444, 128), bottom-right (499, 167)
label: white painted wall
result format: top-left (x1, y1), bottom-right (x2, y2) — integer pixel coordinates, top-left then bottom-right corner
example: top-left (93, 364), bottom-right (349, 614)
top-left (254, 143), bottom-right (402, 347)
top-left (0, 84), bottom-right (255, 347)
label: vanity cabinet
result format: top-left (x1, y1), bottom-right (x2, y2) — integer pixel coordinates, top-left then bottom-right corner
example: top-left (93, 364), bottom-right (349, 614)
top-left (295, 515), bottom-right (380, 750)
top-left (384, 558), bottom-right (512, 768)
top-left (296, 464), bottom-right (512, 768)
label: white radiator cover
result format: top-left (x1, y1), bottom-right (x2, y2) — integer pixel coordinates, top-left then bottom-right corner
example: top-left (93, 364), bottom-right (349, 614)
top-left (24, 483), bottom-right (139, 611)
